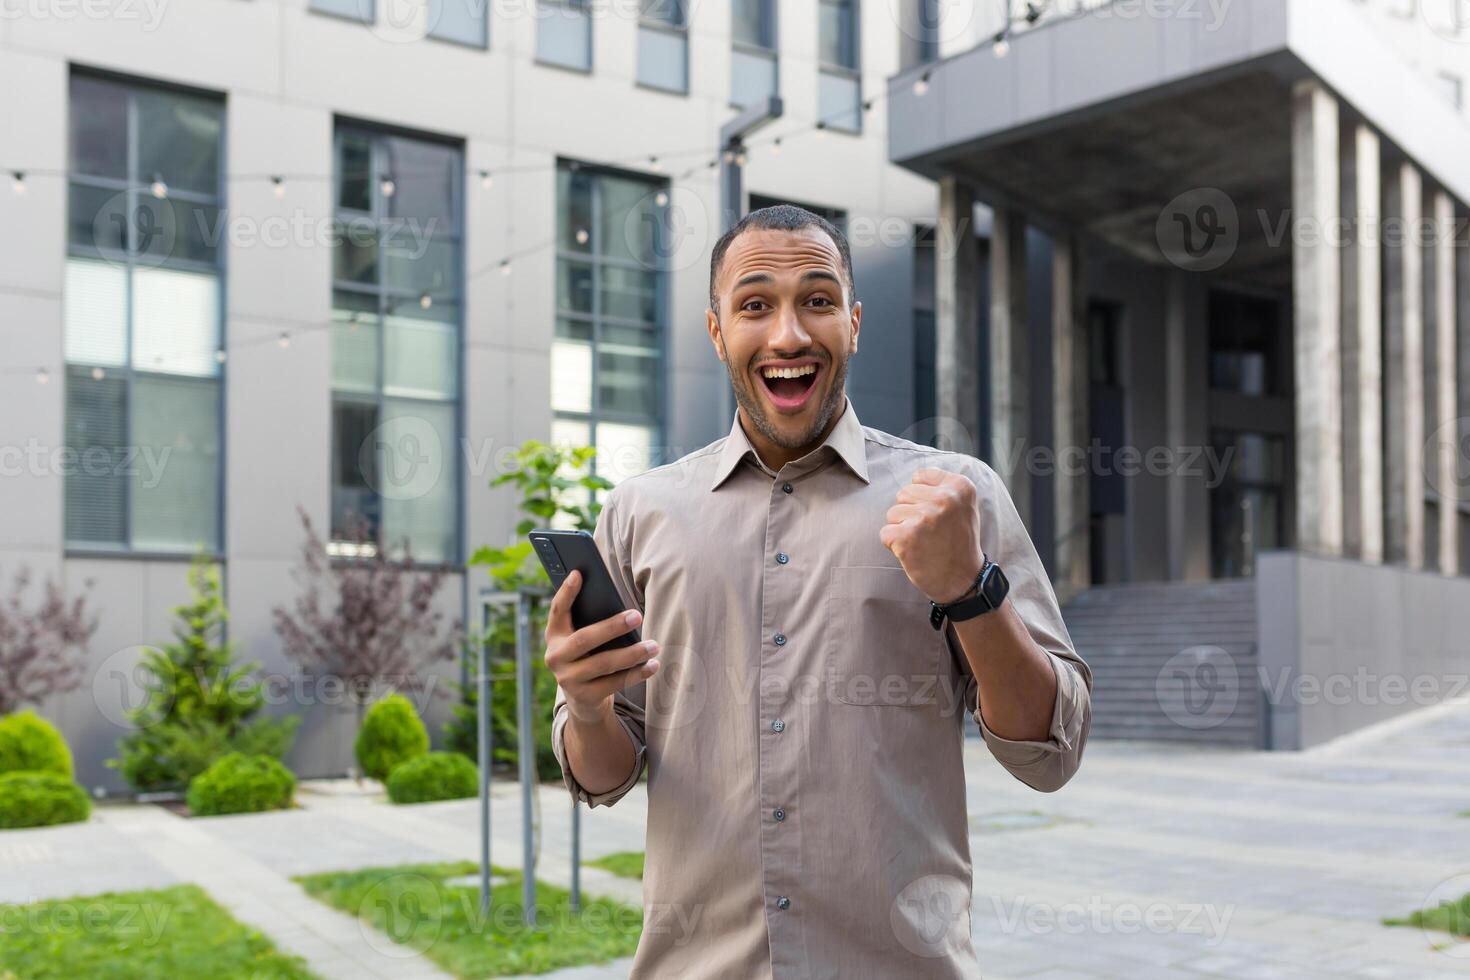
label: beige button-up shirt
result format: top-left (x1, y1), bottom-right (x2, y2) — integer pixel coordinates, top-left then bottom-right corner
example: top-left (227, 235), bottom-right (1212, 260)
top-left (552, 401), bottom-right (1091, 979)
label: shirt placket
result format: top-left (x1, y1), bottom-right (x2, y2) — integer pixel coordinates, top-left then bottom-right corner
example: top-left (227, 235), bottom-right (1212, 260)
top-left (758, 464), bottom-right (804, 976)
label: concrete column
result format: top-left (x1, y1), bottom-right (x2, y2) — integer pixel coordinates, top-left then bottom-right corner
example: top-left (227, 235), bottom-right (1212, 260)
top-left (1340, 122), bottom-right (1384, 563)
top-left (935, 177), bottom-right (983, 457)
top-left (1052, 234), bottom-right (1089, 597)
top-left (1384, 160), bottom-right (1425, 569)
top-left (1290, 80), bottom-right (1344, 557)
top-left (1164, 271), bottom-right (1188, 581)
top-left (1432, 190), bottom-right (1459, 575)
top-left (989, 205), bottom-right (1030, 525)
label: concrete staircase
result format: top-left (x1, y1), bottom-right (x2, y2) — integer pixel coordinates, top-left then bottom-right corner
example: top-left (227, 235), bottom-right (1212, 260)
top-left (1062, 580), bottom-right (1263, 747)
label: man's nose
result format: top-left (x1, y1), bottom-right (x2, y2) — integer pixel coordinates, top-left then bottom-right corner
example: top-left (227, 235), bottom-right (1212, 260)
top-left (768, 302), bottom-right (811, 351)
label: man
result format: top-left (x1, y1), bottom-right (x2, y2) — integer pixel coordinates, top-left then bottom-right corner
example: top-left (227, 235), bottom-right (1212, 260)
top-left (547, 205), bottom-right (1091, 978)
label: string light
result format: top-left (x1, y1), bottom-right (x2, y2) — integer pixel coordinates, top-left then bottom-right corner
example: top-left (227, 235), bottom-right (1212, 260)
top-left (814, 122), bottom-right (828, 139)
top-left (649, 156), bottom-right (662, 172)
top-left (499, 259), bottom-right (512, 276)
top-left (992, 31), bottom-right (1011, 58)
top-left (277, 332), bottom-right (291, 348)
top-left (735, 150), bottom-right (748, 166)
top-left (771, 138), bottom-right (782, 156)
top-left (1025, 2), bottom-right (1043, 24)
top-left (11, 171), bottom-right (24, 195)
top-left (90, 367), bottom-right (105, 381)
top-left (271, 176), bottom-right (286, 199)
top-left (654, 190), bottom-right (669, 207)
top-left (149, 174), bottom-right (168, 199)
top-left (575, 228), bottom-right (589, 245)
top-left (913, 71), bottom-right (931, 97)
top-left (479, 169), bottom-right (493, 189)
top-left (214, 349), bottom-right (227, 364)
top-left (35, 367), bottom-right (48, 385)
top-left (379, 175), bottom-right (396, 198)
top-left (419, 292), bottom-right (433, 310)
top-left (722, 149), bottom-right (736, 164)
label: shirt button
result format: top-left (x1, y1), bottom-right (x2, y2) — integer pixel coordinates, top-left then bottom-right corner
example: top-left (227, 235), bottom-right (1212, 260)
top-left (776, 552), bottom-right (789, 565)
top-left (774, 807), bottom-right (786, 822)
top-left (776, 896), bottom-right (791, 911)
top-left (773, 632), bottom-right (786, 646)
top-left (782, 482), bottom-right (794, 494)
top-left (772, 718), bottom-right (785, 733)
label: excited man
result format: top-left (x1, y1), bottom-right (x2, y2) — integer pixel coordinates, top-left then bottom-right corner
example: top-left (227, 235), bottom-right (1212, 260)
top-left (547, 205), bottom-right (1092, 978)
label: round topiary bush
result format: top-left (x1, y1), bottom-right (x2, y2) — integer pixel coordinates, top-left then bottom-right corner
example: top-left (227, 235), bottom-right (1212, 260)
top-left (0, 710), bottom-right (74, 778)
top-left (186, 753), bottom-right (295, 816)
top-left (0, 771), bottom-right (90, 828)
top-left (386, 751), bottom-right (479, 805)
top-left (355, 694), bottom-right (429, 781)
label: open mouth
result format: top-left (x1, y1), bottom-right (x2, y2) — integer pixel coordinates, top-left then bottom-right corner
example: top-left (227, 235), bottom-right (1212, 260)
top-left (756, 359), bottom-right (822, 412)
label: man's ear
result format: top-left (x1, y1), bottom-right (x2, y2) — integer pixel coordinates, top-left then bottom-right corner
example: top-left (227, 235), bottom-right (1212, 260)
top-left (706, 308), bottom-right (725, 363)
top-left (849, 300), bottom-right (862, 356)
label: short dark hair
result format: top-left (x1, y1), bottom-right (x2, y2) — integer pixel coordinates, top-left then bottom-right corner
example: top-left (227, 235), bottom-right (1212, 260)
top-left (708, 204), bottom-right (855, 313)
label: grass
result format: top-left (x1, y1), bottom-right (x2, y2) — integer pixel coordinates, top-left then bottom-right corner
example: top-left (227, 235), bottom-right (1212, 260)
top-left (0, 884), bottom-right (313, 979)
top-left (1384, 893), bottom-right (1470, 940)
top-left (586, 851), bottom-right (644, 881)
top-left (294, 861), bottom-right (640, 977)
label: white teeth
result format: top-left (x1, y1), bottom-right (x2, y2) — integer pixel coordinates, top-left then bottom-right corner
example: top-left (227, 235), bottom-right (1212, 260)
top-left (761, 364), bottom-right (817, 380)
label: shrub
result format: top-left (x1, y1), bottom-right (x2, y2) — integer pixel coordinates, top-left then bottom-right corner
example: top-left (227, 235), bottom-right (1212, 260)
top-left (0, 771), bottom-right (90, 828)
top-left (186, 753), bottom-right (295, 817)
top-left (386, 751), bottom-right (479, 805)
top-left (112, 559), bottom-right (298, 792)
top-left (355, 694), bottom-right (429, 781)
top-left (0, 710), bottom-right (73, 778)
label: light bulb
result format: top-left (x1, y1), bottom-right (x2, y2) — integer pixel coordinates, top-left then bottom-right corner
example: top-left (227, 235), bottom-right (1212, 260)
top-left (993, 33), bottom-right (1010, 58)
top-left (91, 367), bottom-right (105, 381)
top-left (271, 176), bottom-right (286, 199)
top-left (479, 169), bottom-right (493, 189)
top-left (380, 176), bottom-right (396, 198)
top-left (34, 367), bottom-right (48, 385)
top-left (150, 174), bottom-right (168, 199)
top-left (499, 259), bottom-right (512, 276)
top-left (913, 73), bottom-right (930, 97)
top-left (419, 292), bottom-right (432, 310)
top-left (575, 228), bottom-right (589, 245)
top-left (11, 171), bottom-right (25, 195)
top-left (654, 191), bottom-right (669, 207)
top-left (214, 349), bottom-right (227, 364)
top-left (771, 138), bottom-right (782, 156)
top-left (278, 332), bottom-right (291, 349)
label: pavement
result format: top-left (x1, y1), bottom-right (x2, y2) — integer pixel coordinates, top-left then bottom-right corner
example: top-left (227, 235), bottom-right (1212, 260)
top-left (0, 702), bottom-right (1468, 979)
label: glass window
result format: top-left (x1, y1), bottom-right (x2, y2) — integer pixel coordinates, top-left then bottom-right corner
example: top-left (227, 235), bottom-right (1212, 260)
top-left (748, 194), bottom-right (848, 235)
top-left (311, 0), bottom-right (374, 21)
top-left (554, 161), bottom-right (667, 480)
top-left (638, 0), bottom-right (687, 93)
top-left (733, 0), bottom-right (773, 47)
top-left (818, 0), bottom-right (861, 132)
top-left (899, 0), bottom-right (940, 70)
top-left (331, 124), bottom-right (464, 559)
top-left (1208, 290), bottom-right (1282, 397)
top-left (732, 0), bottom-right (777, 107)
top-left (537, 0), bottom-right (592, 71)
top-left (63, 73), bottom-right (225, 553)
top-left (1209, 430), bottom-right (1286, 579)
top-left (428, 0), bottom-right (487, 46)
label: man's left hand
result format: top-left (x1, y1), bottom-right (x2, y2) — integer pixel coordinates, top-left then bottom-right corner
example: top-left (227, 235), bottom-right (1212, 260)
top-left (880, 467), bottom-right (985, 604)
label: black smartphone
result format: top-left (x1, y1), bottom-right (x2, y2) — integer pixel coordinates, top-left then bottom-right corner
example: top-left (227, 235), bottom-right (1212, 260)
top-left (530, 529), bottom-right (642, 656)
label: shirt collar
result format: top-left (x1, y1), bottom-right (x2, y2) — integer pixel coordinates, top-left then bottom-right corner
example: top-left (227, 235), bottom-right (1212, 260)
top-left (709, 399), bottom-right (870, 491)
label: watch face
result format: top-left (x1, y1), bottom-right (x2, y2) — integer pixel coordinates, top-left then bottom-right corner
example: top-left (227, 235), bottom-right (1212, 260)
top-left (981, 564), bottom-right (1009, 607)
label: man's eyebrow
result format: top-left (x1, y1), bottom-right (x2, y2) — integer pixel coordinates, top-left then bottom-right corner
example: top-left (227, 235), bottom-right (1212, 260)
top-left (733, 272), bottom-right (775, 291)
top-left (801, 270), bottom-right (842, 286)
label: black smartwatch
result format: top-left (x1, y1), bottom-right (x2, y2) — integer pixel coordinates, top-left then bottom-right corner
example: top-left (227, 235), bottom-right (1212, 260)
top-left (928, 558), bottom-right (1010, 631)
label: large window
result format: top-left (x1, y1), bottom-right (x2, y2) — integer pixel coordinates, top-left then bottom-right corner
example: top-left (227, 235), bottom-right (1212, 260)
top-left (732, 0), bottom-right (778, 107)
top-left (638, 0), bottom-right (688, 93)
top-left (1208, 290), bottom-right (1284, 397)
top-left (899, 0), bottom-right (940, 69)
top-left (64, 74), bottom-right (224, 553)
top-left (538, 0), bottom-right (592, 71)
top-left (310, 0), bottom-right (373, 21)
top-left (429, 0), bottom-right (487, 47)
top-left (1209, 430), bottom-right (1285, 579)
top-left (330, 124), bottom-right (463, 561)
top-left (748, 194), bottom-right (847, 235)
top-left (552, 163), bottom-right (667, 485)
top-left (818, 0), bottom-right (861, 132)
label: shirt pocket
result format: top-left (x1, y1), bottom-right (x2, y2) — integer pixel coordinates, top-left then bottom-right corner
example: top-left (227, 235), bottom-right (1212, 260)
top-left (825, 565), bottom-right (948, 707)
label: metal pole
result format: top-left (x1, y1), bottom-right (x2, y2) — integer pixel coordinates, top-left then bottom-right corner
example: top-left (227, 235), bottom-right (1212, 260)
top-left (570, 798), bottom-right (581, 912)
top-left (477, 599), bottom-right (493, 915)
top-left (516, 590), bottom-right (537, 926)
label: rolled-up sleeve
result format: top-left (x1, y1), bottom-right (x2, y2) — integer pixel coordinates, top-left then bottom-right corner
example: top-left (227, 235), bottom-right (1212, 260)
top-left (958, 459), bottom-right (1093, 792)
top-left (549, 489), bottom-right (649, 808)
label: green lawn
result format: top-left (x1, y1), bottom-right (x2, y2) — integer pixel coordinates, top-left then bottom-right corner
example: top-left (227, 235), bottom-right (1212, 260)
top-left (0, 884), bottom-right (313, 979)
top-left (294, 861), bottom-right (640, 977)
top-left (586, 851), bottom-right (644, 881)
top-left (1384, 892), bottom-right (1470, 941)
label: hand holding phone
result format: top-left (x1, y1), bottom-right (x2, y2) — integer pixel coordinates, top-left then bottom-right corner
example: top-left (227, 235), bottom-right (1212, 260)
top-left (534, 530), bottom-right (660, 723)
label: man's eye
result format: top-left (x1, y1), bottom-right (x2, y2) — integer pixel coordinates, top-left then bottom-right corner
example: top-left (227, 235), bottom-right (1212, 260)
top-left (742, 300), bottom-right (768, 313)
top-left (808, 296), bottom-right (833, 308)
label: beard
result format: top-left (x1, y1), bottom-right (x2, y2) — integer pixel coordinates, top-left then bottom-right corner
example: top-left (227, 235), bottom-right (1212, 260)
top-left (719, 337), bottom-right (851, 451)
